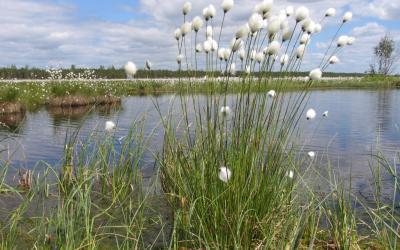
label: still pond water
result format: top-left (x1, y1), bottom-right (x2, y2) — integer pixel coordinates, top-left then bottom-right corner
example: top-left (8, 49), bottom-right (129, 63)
top-left (1, 89), bottom-right (400, 201)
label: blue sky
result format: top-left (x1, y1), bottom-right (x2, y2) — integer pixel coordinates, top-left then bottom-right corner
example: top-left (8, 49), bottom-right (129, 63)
top-left (0, 0), bottom-right (399, 73)
top-left (62, 0), bottom-right (143, 22)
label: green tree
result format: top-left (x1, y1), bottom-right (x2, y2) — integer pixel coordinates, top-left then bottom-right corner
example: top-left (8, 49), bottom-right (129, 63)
top-left (372, 35), bottom-right (398, 75)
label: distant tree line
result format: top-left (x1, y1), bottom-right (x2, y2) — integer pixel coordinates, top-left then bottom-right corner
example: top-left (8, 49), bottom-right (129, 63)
top-left (0, 65), bottom-right (367, 80)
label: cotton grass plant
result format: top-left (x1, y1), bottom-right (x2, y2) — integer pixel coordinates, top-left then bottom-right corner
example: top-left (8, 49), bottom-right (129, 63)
top-left (0, 118), bottom-right (170, 249)
top-left (155, 0), bottom-right (389, 248)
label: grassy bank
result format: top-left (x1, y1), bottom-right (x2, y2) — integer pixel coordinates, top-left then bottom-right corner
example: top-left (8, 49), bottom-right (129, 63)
top-left (0, 76), bottom-right (399, 111)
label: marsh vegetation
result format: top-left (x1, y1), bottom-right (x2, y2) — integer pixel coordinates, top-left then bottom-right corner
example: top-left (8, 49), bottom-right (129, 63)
top-left (0, 0), bottom-right (399, 249)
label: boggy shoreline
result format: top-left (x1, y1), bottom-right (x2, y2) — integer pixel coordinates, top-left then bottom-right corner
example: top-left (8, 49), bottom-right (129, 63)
top-left (0, 95), bottom-right (121, 115)
top-left (45, 95), bottom-right (121, 107)
top-left (0, 102), bottom-right (26, 115)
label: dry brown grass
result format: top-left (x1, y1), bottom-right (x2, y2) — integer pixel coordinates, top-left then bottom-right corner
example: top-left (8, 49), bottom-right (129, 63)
top-left (46, 95), bottom-right (121, 107)
top-left (0, 102), bottom-right (26, 114)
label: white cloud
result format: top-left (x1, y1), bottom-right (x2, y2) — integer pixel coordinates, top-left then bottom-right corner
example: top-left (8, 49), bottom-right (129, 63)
top-left (352, 22), bottom-right (385, 36)
top-left (0, 0), bottom-right (176, 69)
top-left (352, 0), bottom-right (400, 20)
top-left (316, 42), bottom-right (329, 49)
top-left (0, 0), bottom-right (398, 73)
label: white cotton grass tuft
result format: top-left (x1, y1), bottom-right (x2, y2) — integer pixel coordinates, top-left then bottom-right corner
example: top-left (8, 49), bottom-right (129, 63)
top-left (337, 35), bottom-right (349, 47)
top-left (203, 7), bottom-right (210, 20)
top-left (305, 21), bottom-right (315, 34)
top-left (203, 4), bottom-right (217, 21)
top-left (314, 23), bottom-right (322, 33)
top-left (286, 6), bottom-right (294, 16)
top-left (295, 6), bottom-right (309, 22)
top-left (255, 0), bottom-right (274, 15)
top-left (176, 54), bottom-right (184, 64)
top-left (174, 29), bottom-right (182, 40)
top-left (300, 33), bottom-right (310, 44)
top-left (309, 68), bottom-right (322, 81)
top-left (206, 26), bottom-right (213, 38)
top-left (220, 106), bottom-right (231, 117)
top-left (223, 49), bottom-right (231, 60)
top-left (229, 63), bottom-right (236, 75)
top-left (279, 9), bottom-right (286, 19)
top-left (218, 48), bottom-right (230, 61)
top-left (248, 13), bottom-right (264, 34)
top-left (301, 19), bottom-right (311, 32)
top-left (286, 170), bottom-right (294, 179)
top-left (203, 5), bottom-right (216, 21)
top-left (208, 4), bottom-right (217, 18)
top-left (308, 151), bottom-right (316, 159)
top-left (230, 38), bottom-right (243, 52)
top-left (145, 60), bottom-right (152, 70)
top-left (234, 47), bottom-right (246, 61)
top-left (195, 43), bottom-right (203, 52)
top-left (266, 41), bottom-right (280, 55)
top-left (203, 40), bottom-right (212, 53)
top-left (221, 0), bottom-right (234, 13)
top-left (181, 22), bottom-right (192, 36)
top-left (282, 28), bottom-right (293, 42)
top-left (325, 8), bottom-right (336, 17)
top-left (296, 44), bottom-right (306, 58)
top-left (105, 121), bottom-right (116, 131)
top-left (301, 19), bottom-right (315, 34)
top-left (347, 36), bottom-right (355, 45)
top-left (183, 2), bottom-right (192, 15)
top-left (267, 18), bottom-right (281, 35)
top-left (236, 24), bottom-right (250, 39)
top-left (255, 52), bottom-right (265, 63)
top-left (329, 55), bottom-right (340, 64)
top-left (245, 66), bottom-right (251, 74)
top-left (280, 19), bottom-right (289, 30)
top-left (211, 39), bottom-right (218, 51)
top-left (306, 109), bottom-right (316, 120)
top-left (322, 111), bottom-right (329, 117)
top-left (218, 48), bottom-right (226, 60)
top-left (250, 50), bottom-right (257, 61)
top-left (343, 11), bottom-right (352, 22)
top-left (238, 48), bottom-right (245, 61)
top-left (280, 54), bottom-right (289, 65)
top-left (219, 166), bottom-right (232, 183)
top-left (124, 61), bottom-right (137, 78)
top-left (267, 90), bottom-right (276, 98)
top-left (261, 19), bottom-right (268, 29)
top-left (192, 16), bottom-right (203, 32)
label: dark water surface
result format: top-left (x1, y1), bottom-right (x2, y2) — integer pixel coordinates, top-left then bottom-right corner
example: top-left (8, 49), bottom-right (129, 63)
top-left (1, 90), bottom-right (400, 201)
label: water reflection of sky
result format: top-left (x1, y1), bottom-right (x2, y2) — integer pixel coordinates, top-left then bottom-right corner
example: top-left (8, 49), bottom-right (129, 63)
top-left (1, 90), bottom-right (400, 200)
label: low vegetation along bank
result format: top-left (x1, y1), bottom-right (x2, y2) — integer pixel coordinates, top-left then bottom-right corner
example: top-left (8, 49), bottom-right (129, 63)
top-left (0, 76), bottom-right (399, 113)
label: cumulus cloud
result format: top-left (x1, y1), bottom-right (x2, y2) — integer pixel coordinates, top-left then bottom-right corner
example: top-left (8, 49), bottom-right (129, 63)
top-left (352, 0), bottom-right (400, 20)
top-left (0, 0), bottom-right (398, 73)
top-left (0, 0), bottom-right (175, 69)
top-left (352, 22), bottom-right (385, 36)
